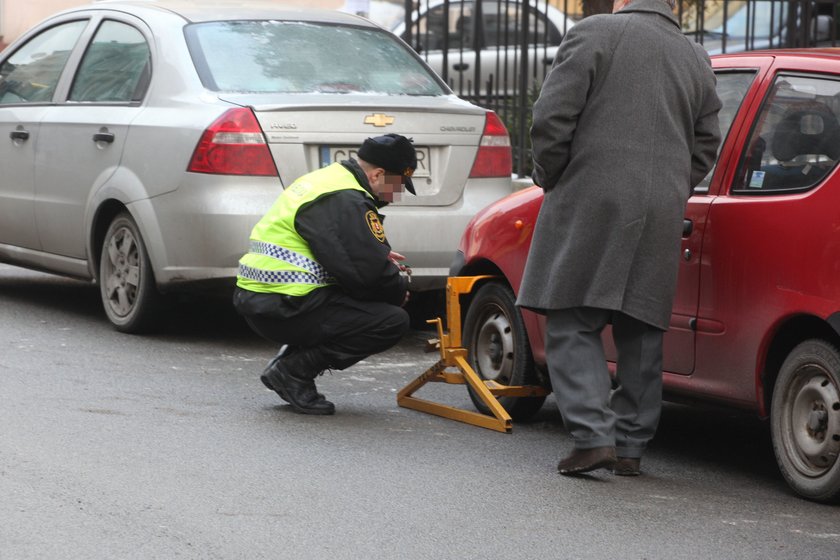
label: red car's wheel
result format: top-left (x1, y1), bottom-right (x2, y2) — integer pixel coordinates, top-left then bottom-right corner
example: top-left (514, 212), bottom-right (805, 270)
top-left (771, 339), bottom-right (840, 503)
top-left (463, 281), bottom-right (546, 420)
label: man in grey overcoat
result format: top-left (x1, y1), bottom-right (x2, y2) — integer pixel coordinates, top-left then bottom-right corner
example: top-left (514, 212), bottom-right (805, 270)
top-left (517, 0), bottom-right (722, 475)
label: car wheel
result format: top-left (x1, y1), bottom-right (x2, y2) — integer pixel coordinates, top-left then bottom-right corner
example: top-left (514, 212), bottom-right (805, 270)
top-left (99, 212), bottom-right (162, 333)
top-left (771, 339), bottom-right (840, 503)
top-left (462, 282), bottom-right (545, 420)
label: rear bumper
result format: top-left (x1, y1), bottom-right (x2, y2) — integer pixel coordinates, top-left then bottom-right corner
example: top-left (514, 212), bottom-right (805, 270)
top-left (381, 177), bottom-right (513, 290)
top-left (130, 174), bottom-right (279, 289)
top-left (132, 174), bottom-right (513, 292)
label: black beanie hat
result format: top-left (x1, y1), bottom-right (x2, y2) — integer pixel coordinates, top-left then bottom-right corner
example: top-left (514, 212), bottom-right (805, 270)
top-left (357, 133), bottom-right (417, 195)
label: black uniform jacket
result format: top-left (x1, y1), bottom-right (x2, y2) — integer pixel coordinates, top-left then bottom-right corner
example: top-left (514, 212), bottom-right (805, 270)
top-left (233, 159), bottom-right (408, 320)
top-left (293, 159), bottom-right (408, 307)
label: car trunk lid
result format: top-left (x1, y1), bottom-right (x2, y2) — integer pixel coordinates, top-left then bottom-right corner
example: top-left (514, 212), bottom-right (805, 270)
top-left (219, 93), bottom-right (488, 206)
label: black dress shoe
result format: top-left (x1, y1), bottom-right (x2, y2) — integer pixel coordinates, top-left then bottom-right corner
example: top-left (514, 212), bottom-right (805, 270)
top-left (261, 361), bottom-right (335, 415)
top-left (613, 457), bottom-right (641, 476)
top-left (557, 446), bottom-right (617, 475)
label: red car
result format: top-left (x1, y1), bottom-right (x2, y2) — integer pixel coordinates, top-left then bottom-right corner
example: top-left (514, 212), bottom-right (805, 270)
top-left (452, 50), bottom-right (840, 503)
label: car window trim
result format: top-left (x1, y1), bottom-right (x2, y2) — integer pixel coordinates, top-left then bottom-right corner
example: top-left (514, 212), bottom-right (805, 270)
top-left (49, 16), bottom-right (101, 105)
top-left (65, 17), bottom-right (153, 106)
top-left (730, 70), bottom-right (840, 197)
top-left (693, 68), bottom-right (760, 195)
top-left (183, 23), bottom-right (219, 91)
top-left (707, 57), bottom-right (775, 197)
top-left (0, 17), bottom-right (94, 107)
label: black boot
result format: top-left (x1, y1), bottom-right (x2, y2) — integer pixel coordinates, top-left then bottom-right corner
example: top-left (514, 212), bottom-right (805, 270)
top-left (261, 349), bottom-right (335, 415)
top-left (260, 346), bottom-right (325, 401)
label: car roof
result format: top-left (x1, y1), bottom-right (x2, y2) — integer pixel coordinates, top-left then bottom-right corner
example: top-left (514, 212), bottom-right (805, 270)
top-left (712, 48), bottom-right (840, 63)
top-left (83, 0), bottom-right (375, 26)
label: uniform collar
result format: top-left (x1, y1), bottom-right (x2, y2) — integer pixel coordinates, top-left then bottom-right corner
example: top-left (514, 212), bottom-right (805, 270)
top-left (618, 0), bottom-right (680, 30)
top-left (341, 158), bottom-right (388, 208)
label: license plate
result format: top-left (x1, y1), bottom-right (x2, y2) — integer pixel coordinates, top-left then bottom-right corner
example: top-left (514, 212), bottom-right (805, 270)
top-left (319, 145), bottom-right (430, 178)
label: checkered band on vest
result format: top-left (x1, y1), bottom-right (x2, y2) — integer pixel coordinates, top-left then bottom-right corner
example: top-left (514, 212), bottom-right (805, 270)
top-left (248, 240), bottom-right (332, 281)
top-left (238, 264), bottom-right (328, 285)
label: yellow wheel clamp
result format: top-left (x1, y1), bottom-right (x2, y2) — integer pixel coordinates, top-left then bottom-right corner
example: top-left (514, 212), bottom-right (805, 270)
top-left (397, 276), bottom-right (549, 433)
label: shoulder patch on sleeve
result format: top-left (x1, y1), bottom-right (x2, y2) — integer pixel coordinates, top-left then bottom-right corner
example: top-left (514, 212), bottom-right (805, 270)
top-left (365, 210), bottom-right (386, 242)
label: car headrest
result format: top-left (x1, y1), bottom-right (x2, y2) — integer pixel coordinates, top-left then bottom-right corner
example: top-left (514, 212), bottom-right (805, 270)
top-left (771, 105), bottom-right (840, 162)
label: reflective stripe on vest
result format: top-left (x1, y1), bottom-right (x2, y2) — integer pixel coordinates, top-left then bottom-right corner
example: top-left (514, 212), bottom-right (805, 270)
top-left (238, 264), bottom-right (327, 285)
top-left (236, 163), bottom-right (372, 296)
top-left (246, 240), bottom-right (334, 283)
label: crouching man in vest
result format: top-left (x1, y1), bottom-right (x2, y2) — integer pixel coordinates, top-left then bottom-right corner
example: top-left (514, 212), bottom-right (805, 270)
top-left (233, 133), bottom-right (416, 415)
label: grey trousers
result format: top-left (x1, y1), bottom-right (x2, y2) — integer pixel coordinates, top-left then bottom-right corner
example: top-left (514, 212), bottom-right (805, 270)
top-left (545, 307), bottom-right (664, 459)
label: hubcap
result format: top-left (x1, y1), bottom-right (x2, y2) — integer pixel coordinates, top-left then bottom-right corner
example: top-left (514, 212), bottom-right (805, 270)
top-left (103, 226), bottom-right (140, 317)
top-left (473, 305), bottom-right (514, 384)
top-left (785, 365), bottom-right (840, 477)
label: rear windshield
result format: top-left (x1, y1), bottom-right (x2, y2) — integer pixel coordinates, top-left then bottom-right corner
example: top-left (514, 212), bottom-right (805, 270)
top-left (185, 20), bottom-right (446, 96)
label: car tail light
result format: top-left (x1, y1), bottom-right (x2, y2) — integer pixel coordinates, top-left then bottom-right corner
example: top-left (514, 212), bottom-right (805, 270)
top-left (469, 111), bottom-right (512, 178)
top-left (187, 108), bottom-right (277, 176)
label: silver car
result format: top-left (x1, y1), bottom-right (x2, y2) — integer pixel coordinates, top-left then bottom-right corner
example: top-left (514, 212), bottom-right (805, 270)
top-left (0, 0), bottom-right (514, 332)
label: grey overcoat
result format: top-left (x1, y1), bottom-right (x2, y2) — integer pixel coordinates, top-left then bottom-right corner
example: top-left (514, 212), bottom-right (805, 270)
top-left (517, 0), bottom-right (722, 330)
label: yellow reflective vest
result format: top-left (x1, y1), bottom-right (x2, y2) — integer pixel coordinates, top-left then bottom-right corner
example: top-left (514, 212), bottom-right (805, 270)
top-left (236, 163), bottom-right (373, 296)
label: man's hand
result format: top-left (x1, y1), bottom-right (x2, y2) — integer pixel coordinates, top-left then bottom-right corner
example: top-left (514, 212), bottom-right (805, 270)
top-left (388, 251), bottom-right (408, 271)
top-left (390, 251), bottom-right (412, 306)
top-left (389, 251), bottom-right (412, 277)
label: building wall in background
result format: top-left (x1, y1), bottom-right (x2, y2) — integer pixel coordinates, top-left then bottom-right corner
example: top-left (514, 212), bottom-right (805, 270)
top-left (1, 0), bottom-right (87, 49)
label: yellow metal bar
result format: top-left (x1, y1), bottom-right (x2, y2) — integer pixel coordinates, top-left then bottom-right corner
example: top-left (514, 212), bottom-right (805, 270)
top-left (444, 275), bottom-right (494, 347)
top-left (427, 371), bottom-right (467, 385)
top-left (396, 275), bottom-right (548, 434)
top-left (398, 395), bottom-right (512, 433)
top-left (454, 354), bottom-right (512, 425)
top-left (396, 361), bottom-right (447, 401)
top-left (485, 380), bottom-right (551, 398)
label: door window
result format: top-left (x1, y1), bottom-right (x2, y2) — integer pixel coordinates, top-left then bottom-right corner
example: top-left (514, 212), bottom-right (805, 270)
top-left (412, 1), bottom-right (475, 52)
top-left (0, 20), bottom-right (88, 105)
top-left (482, 1), bottom-right (561, 48)
top-left (733, 74), bottom-right (840, 194)
top-left (694, 70), bottom-right (757, 193)
top-left (408, 1), bottom-right (560, 53)
top-left (69, 20), bottom-right (151, 103)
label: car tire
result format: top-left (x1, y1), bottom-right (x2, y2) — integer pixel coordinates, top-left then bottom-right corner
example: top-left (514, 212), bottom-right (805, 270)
top-left (99, 212), bottom-right (163, 333)
top-left (771, 339), bottom-right (840, 503)
top-left (462, 281), bottom-right (545, 420)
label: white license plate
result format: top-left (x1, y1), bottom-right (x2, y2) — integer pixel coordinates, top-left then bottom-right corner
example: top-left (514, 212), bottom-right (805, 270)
top-left (320, 145), bottom-right (430, 178)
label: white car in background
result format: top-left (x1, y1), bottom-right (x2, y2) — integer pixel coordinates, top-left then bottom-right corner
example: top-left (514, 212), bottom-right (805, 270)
top-left (0, 0), bottom-right (514, 332)
top-left (391, 0), bottom-right (574, 97)
top-left (687, 0), bottom-right (836, 54)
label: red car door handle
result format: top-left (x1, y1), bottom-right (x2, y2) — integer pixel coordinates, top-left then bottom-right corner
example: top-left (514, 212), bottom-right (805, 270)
top-left (683, 219), bottom-right (693, 237)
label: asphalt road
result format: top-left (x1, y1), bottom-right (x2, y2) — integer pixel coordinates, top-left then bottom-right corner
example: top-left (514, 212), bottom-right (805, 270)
top-left (1, 264), bottom-right (839, 559)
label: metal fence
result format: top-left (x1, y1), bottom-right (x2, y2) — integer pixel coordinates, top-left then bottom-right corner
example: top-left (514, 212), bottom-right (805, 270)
top-left (395, 0), bottom-right (840, 175)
